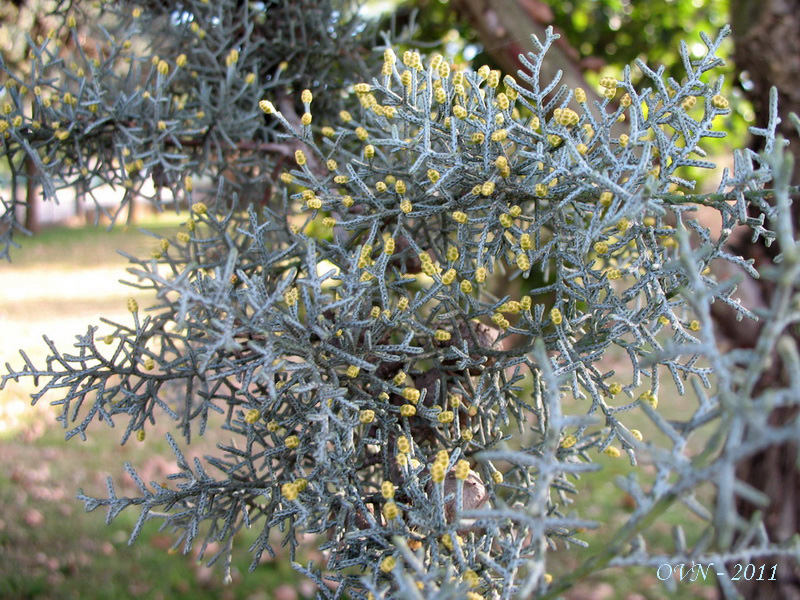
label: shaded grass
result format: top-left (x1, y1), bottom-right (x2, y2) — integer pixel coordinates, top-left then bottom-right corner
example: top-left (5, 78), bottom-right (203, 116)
top-left (549, 456), bottom-right (718, 600)
top-left (0, 422), bottom-right (313, 600)
top-left (542, 367), bottom-right (721, 600)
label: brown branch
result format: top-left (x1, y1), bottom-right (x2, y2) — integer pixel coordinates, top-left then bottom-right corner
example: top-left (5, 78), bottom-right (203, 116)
top-left (452, 0), bottom-right (602, 106)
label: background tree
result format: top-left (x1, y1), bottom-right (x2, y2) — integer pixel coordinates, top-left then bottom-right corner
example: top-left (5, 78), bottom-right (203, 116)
top-left (726, 1), bottom-right (800, 598)
top-left (0, 0), bottom-right (371, 257)
top-left (2, 2), bottom-right (800, 599)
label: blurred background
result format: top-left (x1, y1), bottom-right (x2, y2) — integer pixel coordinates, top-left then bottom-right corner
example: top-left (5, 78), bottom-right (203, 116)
top-left (1, 0), bottom-right (796, 598)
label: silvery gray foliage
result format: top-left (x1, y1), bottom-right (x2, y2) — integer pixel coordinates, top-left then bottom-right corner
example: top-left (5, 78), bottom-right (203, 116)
top-left (3, 22), bottom-right (800, 600)
top-left (0, 0), bottom-right (371, 260)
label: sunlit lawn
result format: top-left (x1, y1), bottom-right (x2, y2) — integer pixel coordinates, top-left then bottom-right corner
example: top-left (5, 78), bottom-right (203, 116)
top-left (1, 218), bottom-right (718, 599)
top-left (0, 217), bottom-right (315, 600)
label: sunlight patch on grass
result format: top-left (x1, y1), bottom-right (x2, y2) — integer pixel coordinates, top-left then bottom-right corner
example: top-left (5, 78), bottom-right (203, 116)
top-left (1, 219), bottom-right (178, 436)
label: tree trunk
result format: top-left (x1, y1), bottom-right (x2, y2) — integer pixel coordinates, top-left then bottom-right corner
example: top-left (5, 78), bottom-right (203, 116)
top-left (731, 0), bottom-right (800, 173)
top-left (24, 156), bottom-right (39, 234)
top-left (727, 1), bottom-right (800, 598)
top-left (126, 195), bottom-right (137, 225)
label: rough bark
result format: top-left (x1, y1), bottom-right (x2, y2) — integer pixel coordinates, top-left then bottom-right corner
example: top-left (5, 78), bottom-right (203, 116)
top-left (731, 0), bottom-right (800, 178)
top-left (726, 2), bottom-right (800, 598)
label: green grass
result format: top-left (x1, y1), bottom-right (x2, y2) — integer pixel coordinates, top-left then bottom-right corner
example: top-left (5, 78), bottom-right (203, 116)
top-left (540, 366), bottom-right (721, 600)
top-left (6, 212), bottom-right (186, 269)
top-left (0, 424), bottom-right (312, 600)
top-left (550, 456), bottom-right (718, 600)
